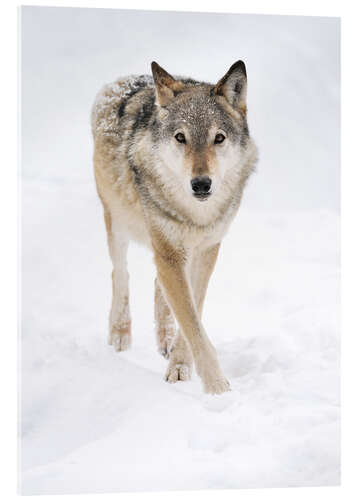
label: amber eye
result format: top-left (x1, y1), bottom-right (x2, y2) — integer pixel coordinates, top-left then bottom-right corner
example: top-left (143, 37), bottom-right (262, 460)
top-left (175, 132), bottom-right (186, 144)
top-left (214, 133), bottom-right (226, 144)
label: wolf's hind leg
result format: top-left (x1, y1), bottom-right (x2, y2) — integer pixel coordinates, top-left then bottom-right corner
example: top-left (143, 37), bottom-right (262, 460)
top-left (165, 332), bottom-right (193, 383)
top-left (155, 277), bottom-right (193, 380)
top-left (105, 211), bottom-right (131, 352)
top-left (155, 278), bottom-right (176, 358)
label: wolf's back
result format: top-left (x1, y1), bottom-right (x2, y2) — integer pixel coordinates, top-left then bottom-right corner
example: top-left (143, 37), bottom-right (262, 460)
top-left (91, 75), bottom-right (154, 139)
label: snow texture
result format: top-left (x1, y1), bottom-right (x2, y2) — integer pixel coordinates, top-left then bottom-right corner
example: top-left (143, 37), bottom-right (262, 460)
top-left (20, 7), bottom-right (340, 495)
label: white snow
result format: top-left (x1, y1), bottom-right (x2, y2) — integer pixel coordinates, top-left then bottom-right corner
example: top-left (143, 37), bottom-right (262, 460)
top-left (20, 7), bottom-right (340, 495)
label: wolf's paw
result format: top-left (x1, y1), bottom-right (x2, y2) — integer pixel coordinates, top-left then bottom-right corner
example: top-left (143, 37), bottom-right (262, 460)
top-left (195, 345), bottom-right (231, 395)
top-left (203, 376), bottom-right (231, 395)
top-left (165, 362), bottom-right (192, 383)
top-left (108, 326), bottom-right (131, 352)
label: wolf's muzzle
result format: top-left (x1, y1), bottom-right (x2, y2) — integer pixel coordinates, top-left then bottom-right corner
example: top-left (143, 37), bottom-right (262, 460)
top-left (191, 176), bottom-right (212, 200)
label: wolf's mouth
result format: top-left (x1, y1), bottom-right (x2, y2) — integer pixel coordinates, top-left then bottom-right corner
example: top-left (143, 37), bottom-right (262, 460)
top-left (193, 192), bottom-right (211, 202)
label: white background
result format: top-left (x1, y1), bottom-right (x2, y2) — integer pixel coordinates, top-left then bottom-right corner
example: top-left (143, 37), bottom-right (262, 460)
top-left (20, 3), bottom-right (341, 496)
top-left (0, 3), bottom-right (353, 497)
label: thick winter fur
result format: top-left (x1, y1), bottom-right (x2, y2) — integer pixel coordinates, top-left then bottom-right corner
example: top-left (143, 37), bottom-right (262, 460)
top-left (91, 61), bottom-right (258, 394)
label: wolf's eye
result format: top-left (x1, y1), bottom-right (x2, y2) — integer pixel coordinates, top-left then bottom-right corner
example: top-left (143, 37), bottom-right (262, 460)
top-left (175, 132), bottom-right (186, 144)
top-left (214, 133), bottom-right (226, 144)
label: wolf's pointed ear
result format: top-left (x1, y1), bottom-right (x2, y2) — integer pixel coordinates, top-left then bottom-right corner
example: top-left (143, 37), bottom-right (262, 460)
top-left (151, 61), bottom-right (184, 107)
top-left (214, 61), bottom-right (247, 114)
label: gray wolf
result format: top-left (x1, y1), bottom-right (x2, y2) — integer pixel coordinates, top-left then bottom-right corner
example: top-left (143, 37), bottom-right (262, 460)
top-left (91, 61), bottom-right (258, 394)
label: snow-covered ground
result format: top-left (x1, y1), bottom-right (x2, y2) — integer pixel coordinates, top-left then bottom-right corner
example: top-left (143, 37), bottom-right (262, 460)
top-left (20, 7), bottom-right (340, 495)
top-left (20, 182), bottom-right (340, 494)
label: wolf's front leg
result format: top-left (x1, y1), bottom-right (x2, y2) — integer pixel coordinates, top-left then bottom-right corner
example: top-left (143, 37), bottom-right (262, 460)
top-left (104, 211), bottom-right (131, 352)
top-left (153, 244), bottom-right (230, 395)
top-left (109, 269), bottom-right (131, 352)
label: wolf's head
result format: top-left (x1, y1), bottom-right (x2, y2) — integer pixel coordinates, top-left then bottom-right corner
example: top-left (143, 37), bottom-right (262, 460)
top-left (150, 61), bottom-right (254, 204)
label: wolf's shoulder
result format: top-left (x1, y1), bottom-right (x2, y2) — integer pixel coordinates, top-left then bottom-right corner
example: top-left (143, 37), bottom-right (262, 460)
top-left (91, 75), bottom-right (154, 138)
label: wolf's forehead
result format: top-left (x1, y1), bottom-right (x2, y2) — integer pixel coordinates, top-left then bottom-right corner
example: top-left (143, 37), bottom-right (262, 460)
top-left (173, 96), bottom-right (221, 125)
top-left (167, 95), bottom-right (235, 139)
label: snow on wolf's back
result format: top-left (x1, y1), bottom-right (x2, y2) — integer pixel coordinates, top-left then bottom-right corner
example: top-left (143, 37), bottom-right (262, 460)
top-left (91, 75), bottom-right (155, 138)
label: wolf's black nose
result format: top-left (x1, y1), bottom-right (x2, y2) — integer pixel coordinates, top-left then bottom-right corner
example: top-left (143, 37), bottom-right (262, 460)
top-left (191, 176), bottom-right (212, 196)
